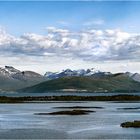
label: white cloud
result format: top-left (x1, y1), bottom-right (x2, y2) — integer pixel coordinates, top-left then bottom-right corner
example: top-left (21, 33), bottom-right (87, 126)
top-left (0, 26), bottom-right (140, 65)
top-left (46, 26), bottom-right (70, 36)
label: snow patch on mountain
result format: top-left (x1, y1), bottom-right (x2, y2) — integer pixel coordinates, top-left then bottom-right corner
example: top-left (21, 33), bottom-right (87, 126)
top-left (44, 68), bottom-right (112, 80)
top-left (0, 66), bottom-right (46, 91)
top-left (5, 66), bottom-right (20, 75)
top-left (131, 73), bottom-right (140, 82)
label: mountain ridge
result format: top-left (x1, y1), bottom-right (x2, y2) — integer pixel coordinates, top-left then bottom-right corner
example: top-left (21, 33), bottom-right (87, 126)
top-left (20, 73), bottom-right (140, 93)
top-left (0, 66), bottom-right (46, 91)
top-left (44, 68), bottom-right (140, 82)
top-left (0, 66), bottom-right (140, 92)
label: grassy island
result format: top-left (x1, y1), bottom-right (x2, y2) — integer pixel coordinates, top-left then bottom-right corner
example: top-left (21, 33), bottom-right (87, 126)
top-left (121, 121), bottom-right (140, 128)
top-left (35, 109), bottom-right (95, 115)
top-left (54, 106), bottom-right (104, 109)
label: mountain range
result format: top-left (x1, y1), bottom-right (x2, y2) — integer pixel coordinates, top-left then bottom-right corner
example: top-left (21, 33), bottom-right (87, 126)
top-left (0, 66), bottom-right (46, 91)
top-left (44, 68), bottom-right (140, 82)
top-left (0, 66), bottom-right (140, 93)
top-left (20, 73), bottom-right (140, 93)
top-left (20, 68), bottom-right (140, 93)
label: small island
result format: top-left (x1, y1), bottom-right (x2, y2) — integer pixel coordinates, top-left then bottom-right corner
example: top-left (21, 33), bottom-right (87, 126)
top-left (54, 106), bottom-right (104, 109)
top-left (117, 107), bottom-right (140, 110)
top-left (121, 120), bottom-right (140, 128)
top-left (35, 109), bottom-right (95, 115)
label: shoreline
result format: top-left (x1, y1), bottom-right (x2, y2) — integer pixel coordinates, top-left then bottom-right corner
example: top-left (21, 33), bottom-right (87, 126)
top-left (0, 94), bottom-right (140, 103)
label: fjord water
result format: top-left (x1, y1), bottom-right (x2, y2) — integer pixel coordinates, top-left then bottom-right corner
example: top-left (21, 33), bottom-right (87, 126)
top-left (0, 92), bottom-right (140, 97)
top-left (0, 101), bottom-right (140, 139)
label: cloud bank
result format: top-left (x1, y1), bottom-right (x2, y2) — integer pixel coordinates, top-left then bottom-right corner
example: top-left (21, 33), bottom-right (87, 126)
top-left (0, 27), bottom-right (140, 62)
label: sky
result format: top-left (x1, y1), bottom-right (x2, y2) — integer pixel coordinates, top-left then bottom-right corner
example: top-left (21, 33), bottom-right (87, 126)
top-left (0, 1), bottom-right (140, 74)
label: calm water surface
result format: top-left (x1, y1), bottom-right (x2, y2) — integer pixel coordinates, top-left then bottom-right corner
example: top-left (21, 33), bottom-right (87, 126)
top-left (0, 101), bottom-right (140, 139)
top-left (0, 92), bottom-right (140, 97)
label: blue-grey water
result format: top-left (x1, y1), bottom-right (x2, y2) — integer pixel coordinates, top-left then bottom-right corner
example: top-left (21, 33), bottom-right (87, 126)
top-left (0, 92), bottom-right (140, 97)
top-left (0, 101), bottom-right (140, 139)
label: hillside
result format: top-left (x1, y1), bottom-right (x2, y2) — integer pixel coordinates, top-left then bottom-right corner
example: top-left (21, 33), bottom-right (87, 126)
top-left (20, 74), bottom-right (140, 93)
top-left (0, 66), bottom-right (46, 91)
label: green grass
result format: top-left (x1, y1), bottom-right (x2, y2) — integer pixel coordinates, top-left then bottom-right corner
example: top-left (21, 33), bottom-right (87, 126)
top-left (121, 120), bottom-right (140, 128)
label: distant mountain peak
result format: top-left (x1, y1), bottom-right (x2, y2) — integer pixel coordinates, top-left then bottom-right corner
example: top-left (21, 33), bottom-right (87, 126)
top-left (5, 66), bottom-right (20, 75)
top-left (44, 68), bottom-right (111, 80)
top-left (0, 66), bottom-right (46, 91)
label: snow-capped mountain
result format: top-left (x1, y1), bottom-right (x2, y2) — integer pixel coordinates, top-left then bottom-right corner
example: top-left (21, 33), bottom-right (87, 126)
top-left (125, 72), bottom-right (140, 82)
top-left (5, 66), bottom-right (20, 75)
top-left (0, 66), bottom-right (46, 91)
top-left (0, 66), bottom-right (23, 78)
top-left (131, 73), bottom-right (140, 82)
top-left (44, 68), bottom-right (112, 80)
top-left (0, 67), bottom-right (10, 77)
top-left (44, 68), bottom-right (140, 83)
top-left (1, 66), bottom-right (140, 92)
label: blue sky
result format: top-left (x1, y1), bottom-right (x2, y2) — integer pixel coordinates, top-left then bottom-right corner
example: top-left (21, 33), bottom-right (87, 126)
top-left (0, 1), bottom-right (140, 74)
top-left (0, 1), bottom-right (140, 35)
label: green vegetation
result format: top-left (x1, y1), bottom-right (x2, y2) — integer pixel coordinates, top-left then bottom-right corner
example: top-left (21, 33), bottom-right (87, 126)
top-left (0, 96), bottom-right (22, 103)
top-left (35, 109), bottom-right (95, 115)
top-left (54, 106), bottom-right (103, 109)
top-left (19, 75), bottom-right (140, 93)
top-left (121, 120), bottom-right (140, 128)
top-left (0, 95), bottom-right (140, 103)
top-left (117, 107), bottom-right (140, 110)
